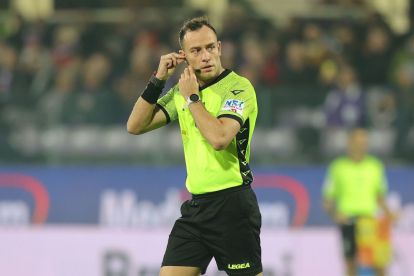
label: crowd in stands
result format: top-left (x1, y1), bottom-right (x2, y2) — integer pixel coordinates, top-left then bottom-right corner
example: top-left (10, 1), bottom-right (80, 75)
top-left (0, 3), bottom-right (413, 162)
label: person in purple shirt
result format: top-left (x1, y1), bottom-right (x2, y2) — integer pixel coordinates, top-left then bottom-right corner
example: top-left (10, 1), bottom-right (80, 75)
top-left (324, 64), bottom-right (367, 128)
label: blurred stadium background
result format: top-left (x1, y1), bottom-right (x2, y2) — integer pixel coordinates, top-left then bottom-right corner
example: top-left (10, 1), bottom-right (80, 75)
top-left (0, 0), bottom-right (413, 275)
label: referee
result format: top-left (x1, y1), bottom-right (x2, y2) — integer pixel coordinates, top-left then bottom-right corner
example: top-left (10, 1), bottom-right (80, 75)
top-left (322, 128), bottom-right (393, 276)
top-left (127, 17), bottom-right (262, 276)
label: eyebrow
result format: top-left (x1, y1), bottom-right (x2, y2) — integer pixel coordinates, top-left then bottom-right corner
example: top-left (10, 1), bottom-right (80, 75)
top-left (189, 42), bottom-right (216, 51)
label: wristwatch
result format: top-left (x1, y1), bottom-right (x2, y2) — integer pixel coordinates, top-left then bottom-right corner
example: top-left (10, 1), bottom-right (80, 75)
top-left (186, 93), bottom-right (200, 107)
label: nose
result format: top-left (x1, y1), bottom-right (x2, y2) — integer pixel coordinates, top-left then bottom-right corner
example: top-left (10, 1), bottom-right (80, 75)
top-left (201, 48), bottom-right (211, 62)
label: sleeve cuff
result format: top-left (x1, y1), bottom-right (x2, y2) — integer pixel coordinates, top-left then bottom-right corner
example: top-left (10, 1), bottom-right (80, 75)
top-left (156, 103), bottom-right (171, 124)
top-left (217, 114), bottom-right (243, 127)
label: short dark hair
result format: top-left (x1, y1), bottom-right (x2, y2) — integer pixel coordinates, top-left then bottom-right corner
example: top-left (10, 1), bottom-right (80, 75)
top-left (179, 16), bottom-right (217, 47)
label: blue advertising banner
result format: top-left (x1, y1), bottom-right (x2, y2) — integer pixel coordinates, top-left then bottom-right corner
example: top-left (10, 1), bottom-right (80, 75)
top-left (0, 166), bottom-right (413, 228)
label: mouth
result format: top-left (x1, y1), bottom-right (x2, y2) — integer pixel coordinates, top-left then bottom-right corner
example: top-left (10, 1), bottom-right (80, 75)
top-left (200, 65), bottom-right (214, 72)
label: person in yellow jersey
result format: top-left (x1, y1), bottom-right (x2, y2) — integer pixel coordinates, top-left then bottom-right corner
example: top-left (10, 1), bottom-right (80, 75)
top-left (127, 16), bottom-right (262, 276)
top-left (323, 128), bottom-right (394, 276)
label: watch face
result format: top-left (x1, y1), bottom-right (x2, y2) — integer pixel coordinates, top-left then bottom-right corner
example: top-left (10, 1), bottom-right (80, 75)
top-left (190, 94), bottom-right (199, 102)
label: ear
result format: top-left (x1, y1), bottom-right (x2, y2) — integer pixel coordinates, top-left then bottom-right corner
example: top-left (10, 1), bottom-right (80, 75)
top-left (217, 41), bottom-right (222, 56)
top-left (179, 50), bottom-right (188, 64)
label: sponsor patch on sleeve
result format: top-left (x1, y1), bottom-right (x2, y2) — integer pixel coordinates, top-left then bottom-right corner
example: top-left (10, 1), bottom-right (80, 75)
top-left (222, 99), bottom-right (245, 116)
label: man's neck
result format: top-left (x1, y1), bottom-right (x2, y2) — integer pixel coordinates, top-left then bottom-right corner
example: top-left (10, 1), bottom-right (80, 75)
top-left (198, 68), bottom-right (225, 87)
top-left (348, 153), bottom-right (365, 163)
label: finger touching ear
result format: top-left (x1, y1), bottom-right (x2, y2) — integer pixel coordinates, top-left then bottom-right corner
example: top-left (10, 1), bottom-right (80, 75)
top-left (177, 51), bottom-right (187, 65)
top-left (178, 50), bottom-right (186, 58)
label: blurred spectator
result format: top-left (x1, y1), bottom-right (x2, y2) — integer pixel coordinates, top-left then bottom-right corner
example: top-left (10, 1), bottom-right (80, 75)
top-left (19, 26), bottom-right (53, 99)
top-left (279, 17), bottom-right (303, 44)
top-left (331, 23), bottom-right (359, 65)
top-left (323, 64), bottom-right (367, 128)
top-left (391, 64), bottom-right (414, 161)
top-left (0, 43), bottom-right (20, 107)
top-left (112, 73), bottom-right (140, 124)
top-left (52, 25), bottom-right (80, 69)
top-left (364, 86), bottom-right (395, 129)
top-left (390, 34), bottom-right (414, 80)
top-left (302, 23), bottom-right (329, 70)
top-left (61, 52), bottom-right (115, 125)
top-left (221, 2), bottom-right (249, 42)
top-left (2, 13), bottom-right (25, 49)
top-left (36, 68), bottom-right (77, 126)
top-left (279, 40), bottom-right (317, 85)
top-left (238, 33), bottom-right (266, 86)
top-left (356, 25), bottom-right (393, 86)
top-left (260, 35), bottom-right (281, 86)
top-left (220, 39), bottom-right (237, 69)
top-left (129, 30), bottom-right (161, 82)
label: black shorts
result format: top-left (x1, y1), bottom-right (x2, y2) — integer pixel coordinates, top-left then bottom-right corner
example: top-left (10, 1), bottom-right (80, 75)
top-left (162, 184), bottom-right (262, 275)
top-left (340, 221), bottom-right (357, 259)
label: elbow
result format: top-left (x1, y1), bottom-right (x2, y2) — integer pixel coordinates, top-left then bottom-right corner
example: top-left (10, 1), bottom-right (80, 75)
top-left (212, 143), bottom-right (226, 151)
top-left (126, 122), bottom-right (142, 135)
top-left (210, 137), bottom-right (229, 151)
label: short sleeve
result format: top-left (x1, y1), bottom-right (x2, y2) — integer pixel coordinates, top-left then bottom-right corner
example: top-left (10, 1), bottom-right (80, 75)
top-left (217, 81), bottom-right (256, 126)
top-left (156, 86), bottom-right (178, 123)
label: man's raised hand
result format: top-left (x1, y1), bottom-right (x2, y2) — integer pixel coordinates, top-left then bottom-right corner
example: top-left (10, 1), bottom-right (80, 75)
top-left (155, 52), bottom-right (186, 81)
top-left (179, 66), bottom-right (199, 99)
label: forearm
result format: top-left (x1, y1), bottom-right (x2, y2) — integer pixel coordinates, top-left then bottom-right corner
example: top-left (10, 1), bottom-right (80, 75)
top-left (323, 199), bottom-right (337, 221)
top-left (189, 102), bottom-right (228, 150)
top-left (127, 97), bottom-right (157, 134)
top-left (178, 66), bottom-right (238, 150)
top-left (127, 77), bottom-right (164, 134)
top-left (127, 51), bottom-right (183, 134)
